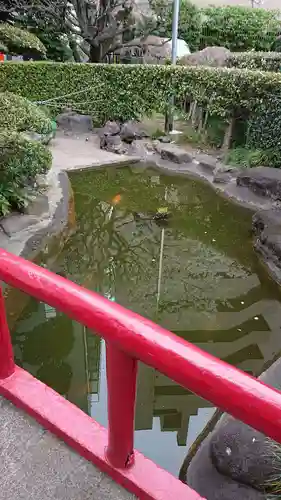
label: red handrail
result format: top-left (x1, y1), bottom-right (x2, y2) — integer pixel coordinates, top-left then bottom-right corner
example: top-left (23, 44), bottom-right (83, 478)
top-left (1, 248), bottom-right (281, 497)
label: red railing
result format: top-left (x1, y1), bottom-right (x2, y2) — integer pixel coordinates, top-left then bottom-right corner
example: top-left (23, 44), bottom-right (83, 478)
top-left (1, 248), bottom-right (281, 499)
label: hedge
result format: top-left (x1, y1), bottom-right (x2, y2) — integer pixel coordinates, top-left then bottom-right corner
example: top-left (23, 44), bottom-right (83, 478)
top-left (0, 129), bottom-right (52, 216)
top-left (0, 91), bottom-right (52, 134)
top-left (228, 52), bottom-right (281, 72)
top-left (1, 62), bottom-right (281, 123)
top-left (199, 6), bottom-right (280, 52)
top-left (0, 24), bottom-right (46, 57)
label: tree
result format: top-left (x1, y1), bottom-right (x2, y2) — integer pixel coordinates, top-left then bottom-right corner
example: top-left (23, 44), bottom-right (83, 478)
top-left (0, 0), bottom-right (174, 63)
top-left (0, 0), bottom-right (73, 61)
top-left (152, 0), bottom-right (201, 52)
top-left (199, 6), bottom-right (280, 52)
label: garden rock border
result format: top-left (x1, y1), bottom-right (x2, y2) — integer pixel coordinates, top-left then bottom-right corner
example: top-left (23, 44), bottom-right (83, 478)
top-left (181, 357), bottom-right (281, 500)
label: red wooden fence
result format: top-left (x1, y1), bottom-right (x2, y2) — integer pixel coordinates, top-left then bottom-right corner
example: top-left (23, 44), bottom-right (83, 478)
top-left (0, 248), bottom-right (281, 499)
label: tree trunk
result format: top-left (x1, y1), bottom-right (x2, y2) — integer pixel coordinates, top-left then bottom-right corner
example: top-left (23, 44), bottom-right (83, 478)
top-left (191, 100), bottom-right (197, 127)
top-left (68, 37), bottom-right (82, 62)
top-left (89, 45), bottom-right (102, 63)
top-left (221, 117), bottom-right (234, 153)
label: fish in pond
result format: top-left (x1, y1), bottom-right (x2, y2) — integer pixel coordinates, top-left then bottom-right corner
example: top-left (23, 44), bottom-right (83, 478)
top-left (112, 194), bottom-right (122, 205)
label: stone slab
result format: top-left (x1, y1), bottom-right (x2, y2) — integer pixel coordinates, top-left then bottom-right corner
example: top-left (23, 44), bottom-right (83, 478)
top-left (0, 396), bottom-right (134, 500)
top-left (237, 167), bottom-right (281, 200)
top-left (155, 143), bottom-right (193, 164)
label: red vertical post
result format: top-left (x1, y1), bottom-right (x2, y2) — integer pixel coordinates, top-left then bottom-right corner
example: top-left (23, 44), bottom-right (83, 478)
top-left (0, 286), bottom-right (14, 379)
top-left (106, 342), bottom-right (137, 468)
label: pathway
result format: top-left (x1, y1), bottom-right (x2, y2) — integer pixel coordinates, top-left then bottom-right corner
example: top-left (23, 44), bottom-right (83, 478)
top-left (0, 396), bottom-right (134, 500)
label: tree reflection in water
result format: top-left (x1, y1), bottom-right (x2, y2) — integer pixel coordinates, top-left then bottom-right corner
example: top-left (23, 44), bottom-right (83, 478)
top-left (11, 165), bottom-right (281, 477)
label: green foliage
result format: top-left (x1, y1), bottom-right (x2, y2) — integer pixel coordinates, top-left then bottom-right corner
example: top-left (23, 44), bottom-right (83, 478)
top-left (154, 0), bottom-right (201, 52)
top-left (228, 52), bottom-right (281, 71)
top-left (1, 61), bottom-right (281, 165)
top-left (0, 129), bottom-right (52, 216)
top-left (0, 91), bottom-right (52, 134)
top-left (200, 6), bottom-right (280, 52)
top-left (247, 95), bottom-right (281, 167)
top-left (31, 31), bottom-right (73, 62)
top-left (2, 62), bottom-right (281, 124)
top-left (0, 41), bottom-right (8, 53)
top-left (225, 147), bottom-right (268, 168)
top-left (0, 24), bottom-right (46, 57)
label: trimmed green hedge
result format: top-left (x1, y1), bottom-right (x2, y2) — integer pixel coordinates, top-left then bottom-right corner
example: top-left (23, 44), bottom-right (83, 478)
top-left (199, 6), bottom-right (280, 52)
top-left (0, 91), bottom-right (52, 134)
top-left (228, 52), bottom-right (281, 72)
top-left (1, 62), bottom-right (281, 123)
top-left (0, 129), bottom-right (52, 216)
top-left (1, 61), bottom-right (281, 165)
top-left (0, 24), bottom-right (46, 57)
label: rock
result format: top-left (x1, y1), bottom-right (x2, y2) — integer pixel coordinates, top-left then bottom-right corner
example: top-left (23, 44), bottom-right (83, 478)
top-left (252, 209), bottom-right (281, 235)
top-left (252, 209), bottom-right (281, 284)
top-left (183, 357), bottom-right (281, 499)
top-left (210, 418), bottom-right (276, 490)
top-left (186, 433), bottom-right (266, 500)
top-left (180, 46), bottom-right (231, 68)
top-left (213, 164), bottom-right (238, 184)
top-left (237, 167), bottom-right (281, 200)
top-left (159, 136), bottom-right (171, 143)
top-left (196, 153), bottom-right (218, 173)
top-left (100, 134), bottom-right (127, 154)
top-left (127, 139), bottom-right (150, 159)
top-left (120, 121), bottom-right (149, 144)
top-left (56, 110), bottom-right (93, 134)
top-left (155, 143), bottom-right (193, 164)
top-left (102, 120), bottom-right (120, 136)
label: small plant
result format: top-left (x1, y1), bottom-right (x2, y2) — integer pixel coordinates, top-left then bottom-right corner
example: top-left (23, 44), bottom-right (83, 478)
top-left (225, 147), bottom-right (269, 168)
top-left (0, 24), bottom-right (46, 57)
top-left (0, 130), bottom-right (52, 216)
top-left (0, 92), bottom-right (52, 134)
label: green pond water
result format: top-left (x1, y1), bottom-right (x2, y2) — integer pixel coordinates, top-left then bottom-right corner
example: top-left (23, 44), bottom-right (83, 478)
top-left (11, 165), bottom-right (281, 477)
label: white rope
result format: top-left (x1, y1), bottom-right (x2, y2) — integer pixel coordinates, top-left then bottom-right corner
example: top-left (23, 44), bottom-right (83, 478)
top-left (33, 85), bottom-right (95, 104)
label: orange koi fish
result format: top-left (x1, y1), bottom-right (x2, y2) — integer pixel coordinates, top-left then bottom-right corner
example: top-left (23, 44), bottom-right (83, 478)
top-left (112, 194), bottom-right (122, 205)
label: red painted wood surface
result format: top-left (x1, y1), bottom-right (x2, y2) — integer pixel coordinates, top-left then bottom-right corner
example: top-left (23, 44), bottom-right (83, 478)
top-left (0, 287), bottom-right (15, 379)
top-left (106, 343), bottom-right (137, 468)
top-left (1, 249), bottom-right (281, 443)
top-left (0, 366), bottom-right (203, 499)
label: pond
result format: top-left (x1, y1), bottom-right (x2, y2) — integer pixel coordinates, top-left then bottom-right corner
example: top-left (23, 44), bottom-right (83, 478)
top-left (11, 164), bottom-right (281, 477)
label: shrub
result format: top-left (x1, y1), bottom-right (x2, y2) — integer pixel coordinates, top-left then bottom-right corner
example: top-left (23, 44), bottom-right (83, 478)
top-left (0, 24), bottom-right (46, 57)
top-left (0, 92), bottom-right (52, 134)
top-left (228, 52), bottom-right (281, 72)
top-left (1, 62), bottom-right (281, 122)
top-left (225, 147), bottom-right (280, 168)
top-left (1, 61), bottom-right (281, 164)
top-left (0, 41), bottom-right (8, 53)
top-left (0, 130), bottom-right (52, 216)
top-left (200, 6), bottom-right (280, 52)
top-left (247, 94), bottom-right (281, 167)
top-left (155, 0), bottom-right (202, 52)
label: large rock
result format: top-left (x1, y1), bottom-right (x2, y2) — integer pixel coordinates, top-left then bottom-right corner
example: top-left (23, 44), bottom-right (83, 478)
top-left (56, 110), bottom-right (93, 134)
top-left (196, 153), bottom-right (218, 173)
top-left (237, 167), bottom-right (281, 200)
top-left (213, 164), bottom-right (239, 184)
top-left (155, 143), bottom-right (193, 164)
top-left (180, 46), bottom-right (231, 68)
top-left (100, 134), bottom-right (127, 154)
top-left (252, 209), bottom-right (281, 284)
top-left (102, 120), bottom-right (120, 136)
top-left (182, 358), bottom-right (281, 499)
top-left (120, 121), bottom-right (149, 144)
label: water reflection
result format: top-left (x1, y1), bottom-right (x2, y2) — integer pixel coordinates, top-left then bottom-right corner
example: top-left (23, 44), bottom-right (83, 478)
top-left (11, 165), bottom-right (281, 476)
